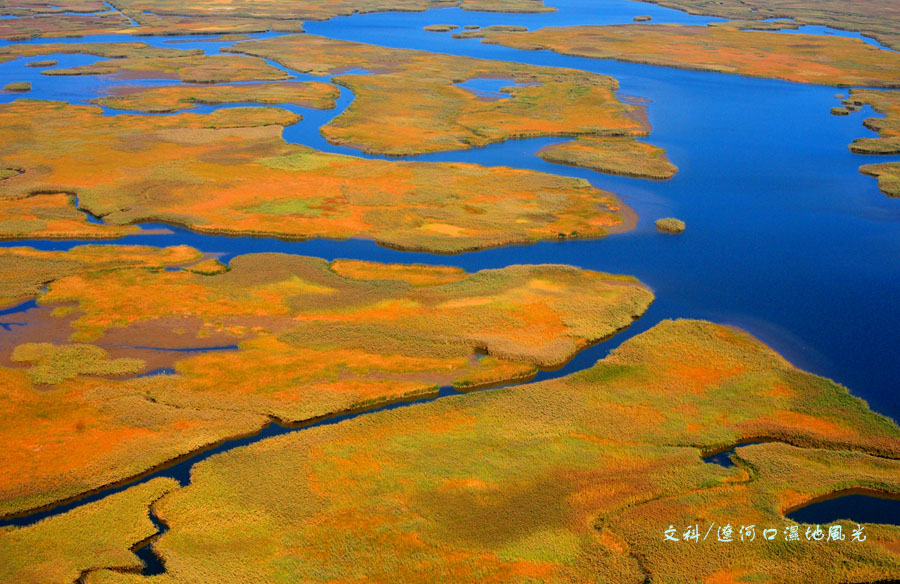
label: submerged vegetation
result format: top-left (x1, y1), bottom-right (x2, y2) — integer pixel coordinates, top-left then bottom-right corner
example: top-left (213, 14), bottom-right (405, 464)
top-left (48, 320), bottom-right (900, 584)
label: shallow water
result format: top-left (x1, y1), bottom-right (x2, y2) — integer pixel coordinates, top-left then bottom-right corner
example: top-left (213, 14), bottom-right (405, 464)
top-left (0, 0), bottom-right (899, 537)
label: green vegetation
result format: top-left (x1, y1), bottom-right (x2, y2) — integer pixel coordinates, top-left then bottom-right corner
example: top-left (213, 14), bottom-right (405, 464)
top-left (0, 478), bottom-right (179, 584)
top-left (11, 343), bottom-right (145, 385)
top-left (656, 217), bottom-right (686, 233)
top-left (69, 320), bottom-right (900, 584)
top-left (831, 106), bottom-right (850, 116)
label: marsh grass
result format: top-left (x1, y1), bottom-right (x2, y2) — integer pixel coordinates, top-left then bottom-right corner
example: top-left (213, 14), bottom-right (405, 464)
top-left (77, 320), bottom-right (900, 584)
top-left (0, 99), bottom-right (633, 252)
top-left (0, 249), bottom-right (651, 517)
top-left (4, 81), bottom-right (31, 92)
top-left (466, 24), bottom-right (900, 87)
top-left (655, 217), bottom-right (685, 233)
top-left (12, 343), bottom-right (145, 384)
top-left (0, 478), bottom-right (179, 584)
top-left (539, 137), bottom-right (677, 179)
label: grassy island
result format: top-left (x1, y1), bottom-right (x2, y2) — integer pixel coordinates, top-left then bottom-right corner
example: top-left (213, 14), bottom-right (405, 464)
top-left (656, 217), bottom-right (686, 233)
top-left (636, 0), bottom-right (900, 50)
top-left (843, 90), bottom-right (900, 155)
top-left (860, 162), bottom-right (900, 197)
top-left (457, 24), bottom-right (900, 87)
top-left (0, 0), bottom-right (552, 40)
top-left (94, 81), bottom-right (339, 113)
top-left (424, 24), bottom-right (459, 32)
top-left (42, 320), bottom-right (900, 584)
top-left (3, 82), bottom-right (31, 92)
top-left (0, 100), bottom-right (634, 252)
top-left (0, 246), bottom-right (652, 517)
top-left (540, 137), bottom-right (678, 179)
top-left (226, 34), bottom-right (653, 156)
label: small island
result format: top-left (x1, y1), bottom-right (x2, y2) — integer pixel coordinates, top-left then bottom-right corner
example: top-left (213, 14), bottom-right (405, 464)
top-left (656, 217), bottom-right (686, 233)
top-left (3, 81), bottom-right (30, 92)
top-left (424, 24), bottom-right (459, 32)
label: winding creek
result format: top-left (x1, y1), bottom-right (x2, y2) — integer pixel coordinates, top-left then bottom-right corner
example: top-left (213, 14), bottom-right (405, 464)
top-left (2, 0), bottom-right (900, 562)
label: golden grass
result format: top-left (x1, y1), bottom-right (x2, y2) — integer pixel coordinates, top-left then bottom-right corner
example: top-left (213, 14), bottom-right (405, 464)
top-left (0, 192), bottom-right (139, 240)
top-left (227, 34), bottom-right (652, 156)
top-left (3, 81), bottom-right (30, 92)
top-left (12, 343), bottom-right (145, 385)
top-left (539, 137), bottom-right (678, 179)
top-left (0, 478), bottom-right (179, 584)
top-left (94, 81), bottom-right (339, 113)
top-left (843, 89), bottom-right (900, 155)
top-left (0, 248), bottom-right (651, 516)
top-left (840, 90), bottom-right (900, 196)
top-left (860, 162), bottom-right (900, 197)
top-left (637, 0), bottom-right (900, 50)
top-left (0, 39), bottom-right (289, 83)
top-left (0, 245), bottom-right (200, 307)
top-left (74, 320), bottom-right (900, 584)
top-left (0, 100), bottom-right (631, 253)
top-left (466, 24), bottom-right (900, 87)
top-left (655, 217), bottom-right (685, 233)
top-left (424, 24), bottom-right (459, 32)
top-left (0, 0), bottom-right (551, 39)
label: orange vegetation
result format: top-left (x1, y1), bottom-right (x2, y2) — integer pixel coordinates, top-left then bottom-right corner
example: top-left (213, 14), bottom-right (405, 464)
top-left (638, 0), bottom-right (900, 50)
top-left (94, 81), bottom-right (339, 113)
top-left (0, 192), bottom-right (139, 240)
top-left (467, 24), bottom-right (900, 87)
top-left (71, 320), bottom-right (900, 584)
top-left (227, 34), bottom-right (650, 155)
top-left (539, 137), bottom-right (678, 179)
top-left (0, 247), bottom-right (651, 516)
top-left (0, 0), bottom-right (551, 40)
top-left (0, 100), bottom-right (631, 252)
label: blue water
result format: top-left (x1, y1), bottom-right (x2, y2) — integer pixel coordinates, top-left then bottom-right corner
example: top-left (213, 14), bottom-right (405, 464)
top-left (788, 493), bottom-right (900, 526)
top-left (1, 0), bottom-right (899, 546)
